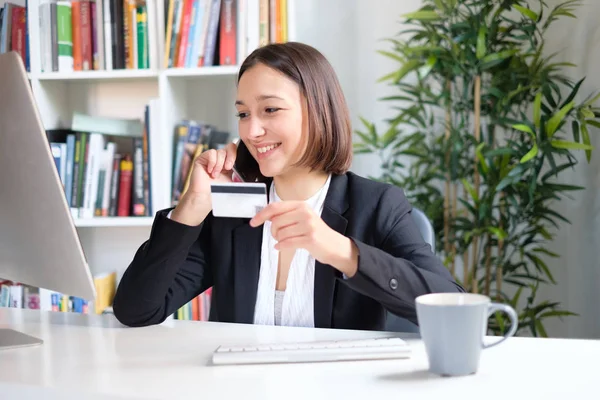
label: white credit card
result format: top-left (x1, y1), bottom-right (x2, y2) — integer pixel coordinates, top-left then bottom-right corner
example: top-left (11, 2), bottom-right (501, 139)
top-left (210, 182), bottom-right (268, 218)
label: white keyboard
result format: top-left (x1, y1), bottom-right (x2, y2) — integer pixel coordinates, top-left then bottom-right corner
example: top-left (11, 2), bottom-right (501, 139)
top-left (212, 337), bottom-right (411, 365)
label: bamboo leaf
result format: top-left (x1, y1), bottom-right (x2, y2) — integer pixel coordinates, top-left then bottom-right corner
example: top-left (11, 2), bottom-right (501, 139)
top-left (402, 11), bottom-right (441, 21)
top-left (534, 92), bottom-right (542, 129)
top-left (486, 226), bottom-right (508, 239)
top-left (377, 70), bottom-right (399, 83)
top-left (485, 148), bottom-right (516, 157)
top-left (542, 161), bottom-right (577, 181)
top-left (496, 175), bottom-right (515, 192)
top-left (581, 123), bottom-right (592, 162)
top-left (392, 60), bottom-right (423, 84)
top-left (581, 107), bottom-right (595, 119)
top-left (550, 140), bottom-right (593, 150)
top-left (475, 142), bottom-right (488, 173)
top-left (462, 178), bottom-right (479, 203)
top-left (572, 120), bottom-right (580, 142)
top-left (480, 50), bottom-right (518, 69)
top-left (560, 77), bottom-right (585, 109)
top-left (381, 120), bottom-right (401, 147)
top-left (540, 227), bottom-right (553, 240)
top-left (535, 320), bottom-right (548, 338)
top-left (508, 163), bottom-right (526, 178)
top-left (354, 130), bottom-right (374, 145)
top-left (404, 45), bottom-right (446, 55)
top-left (418, 55), bottom-right (437, 79)
top-left (520, 143), bottom-right (538, 163)
top-left (377, 50), bottom-right (404, 63)
top-left (494, 312), bottom-right (506, 333)
top-left (512, 287), bottom-right (524, 306)
top-left (584, 120), bottom-right (600, 129)
top-left (539, 310), bottom-right (578, 318)
top-left (544, 183), bottom-right (585, 191)
top-left (583, 91), bottom-right (600, 106)
top-left (543, 84), bottom-right (557, 109)
top-left (513, 4), bottom-right (539, 21)
top-left (547, 101), bottom-right (575, 137)
top-left (533, 247), bottom-right (560, 258)
top-left (353, 147), bottom-right (374, 155)
top-left (512, 124), bottom-right (535, 135)
top-left (476, 26), bottom-right (486, 59)
top-left (358, 116), bottom-right (378, 142)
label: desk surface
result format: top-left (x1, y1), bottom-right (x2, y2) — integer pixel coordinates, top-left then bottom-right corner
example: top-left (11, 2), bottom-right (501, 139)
top-left (0, 308), bottom-right (597, 399)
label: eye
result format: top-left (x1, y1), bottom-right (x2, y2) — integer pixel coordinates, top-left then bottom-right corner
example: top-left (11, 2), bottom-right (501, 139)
top-left (236, 111), bottom-right (249, 119)
top-left (265, 107), bottom-right (280, 114)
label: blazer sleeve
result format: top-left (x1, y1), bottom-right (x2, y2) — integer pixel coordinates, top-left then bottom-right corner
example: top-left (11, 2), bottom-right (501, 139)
top-left (112, 209), bottom-right (213, 327)
top-left (343, 185), bottom-right (465, 322)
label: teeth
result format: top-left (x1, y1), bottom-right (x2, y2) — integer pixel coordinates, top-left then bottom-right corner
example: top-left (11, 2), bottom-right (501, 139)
top-left (257, 143), bottom-right (280, 154)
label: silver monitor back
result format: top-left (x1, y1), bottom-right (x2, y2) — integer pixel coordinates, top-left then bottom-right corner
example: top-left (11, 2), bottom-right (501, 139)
top-left (0, 52), bottom-right (96, 344)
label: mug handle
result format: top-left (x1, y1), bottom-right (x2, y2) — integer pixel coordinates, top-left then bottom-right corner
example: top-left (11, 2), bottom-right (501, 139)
top-left (483, 302), bottom-right (518, 349)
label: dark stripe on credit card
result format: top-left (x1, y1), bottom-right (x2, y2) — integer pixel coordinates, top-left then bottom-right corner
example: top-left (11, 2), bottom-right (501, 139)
top-left (210, 185), bottom-right (266, 194)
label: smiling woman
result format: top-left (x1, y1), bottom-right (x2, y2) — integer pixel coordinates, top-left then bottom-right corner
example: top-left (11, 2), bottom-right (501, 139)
top-left (112, 42), bottom-right (464, 331)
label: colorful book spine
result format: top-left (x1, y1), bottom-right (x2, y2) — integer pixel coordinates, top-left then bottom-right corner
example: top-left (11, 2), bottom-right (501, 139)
top-left (80, 0), bottom-right (93, 70)
top-left (136, 3), bottom-right (148, 69)
top-left (56, 1), bottom-right (74, 71)
top-left (10, 6), bottom-right (26, 66)
top-left (202, 0), bottom-right (221, 66)
top-left (219, 0), bottom-right (236, 65)
top-left (117, 155), bottom-right (133, 216)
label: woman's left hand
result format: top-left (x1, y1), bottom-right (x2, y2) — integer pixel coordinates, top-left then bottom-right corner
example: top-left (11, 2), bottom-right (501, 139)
top-left (250, 201), bottom-right (359, 277)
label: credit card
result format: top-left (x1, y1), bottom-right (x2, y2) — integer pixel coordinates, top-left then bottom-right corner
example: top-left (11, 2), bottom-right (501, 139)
top-left (210, 182), bottom-right (268, 218)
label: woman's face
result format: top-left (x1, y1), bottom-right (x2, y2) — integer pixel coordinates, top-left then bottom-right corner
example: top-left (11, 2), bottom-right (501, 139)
top-left (235, 63), bottom-right (308, 178)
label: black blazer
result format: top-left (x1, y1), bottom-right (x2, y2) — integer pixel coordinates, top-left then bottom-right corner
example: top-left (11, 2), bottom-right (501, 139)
top-left (112, 172), bottom-right (464, 330)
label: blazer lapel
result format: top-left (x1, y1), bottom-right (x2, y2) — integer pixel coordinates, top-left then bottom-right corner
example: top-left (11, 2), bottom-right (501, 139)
top-left (314, 174), bottom-right (349, 329)
top-left (232, 222), bottom-right (263, 324)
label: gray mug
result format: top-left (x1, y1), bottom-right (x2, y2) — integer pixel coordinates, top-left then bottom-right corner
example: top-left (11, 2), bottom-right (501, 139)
top-left (415, 293), bottom-right (518, 376)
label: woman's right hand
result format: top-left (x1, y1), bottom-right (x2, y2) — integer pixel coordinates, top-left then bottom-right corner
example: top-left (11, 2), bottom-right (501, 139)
top-left (187, 142), bottom-right (238, 197)
top-left (171, 142), bottom-right (237, 226)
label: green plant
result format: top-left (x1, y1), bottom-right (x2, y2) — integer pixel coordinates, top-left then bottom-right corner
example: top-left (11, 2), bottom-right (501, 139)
top-left (354, 0), bottom-right (599, 337)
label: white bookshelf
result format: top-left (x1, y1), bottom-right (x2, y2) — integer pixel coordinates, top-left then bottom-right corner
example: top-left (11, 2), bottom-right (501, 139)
top-left (161, 65), bottom-right (239, 77)
top-left (74, 217), bottom-right (155, 228)
top-left (12, 0), bottom-right (296, 279)
top-left (36, 69), bottom-right (160, 81)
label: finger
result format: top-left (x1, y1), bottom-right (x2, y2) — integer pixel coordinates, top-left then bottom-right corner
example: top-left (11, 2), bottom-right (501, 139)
top-left (224, 142), bottom-right (237, 170)
top-left (205, 149), bottom-right (218, 174)
top-left (275, 236), bottom-right (306, 251)
top-left (270, 212), bottom-right (302, 238)
top-left (273, 221), bottom-right (306, 243)
top-left (250, 201), bottom-right (303, 227)
top-left (212, 149), bottom-right (227, 178)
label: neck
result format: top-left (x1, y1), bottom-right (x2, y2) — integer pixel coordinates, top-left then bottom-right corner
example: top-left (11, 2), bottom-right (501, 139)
top-left (273, 169), bottom-right (329, 201)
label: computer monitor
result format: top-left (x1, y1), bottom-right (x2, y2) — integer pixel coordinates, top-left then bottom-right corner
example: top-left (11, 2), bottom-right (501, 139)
top-left (0, 52), bottom-right (96, 350)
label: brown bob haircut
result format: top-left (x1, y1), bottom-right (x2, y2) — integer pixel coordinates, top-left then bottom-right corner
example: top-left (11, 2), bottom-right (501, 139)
top-left (237, 42), bottom-right (353, 175)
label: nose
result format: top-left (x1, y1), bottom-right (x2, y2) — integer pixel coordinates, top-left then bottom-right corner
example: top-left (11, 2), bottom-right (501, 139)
top-left (244, 116), bottom-right (266, 140)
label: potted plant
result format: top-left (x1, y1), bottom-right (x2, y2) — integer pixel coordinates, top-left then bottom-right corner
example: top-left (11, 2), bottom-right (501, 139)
top-left (354, 0), bottom-right (599, 336)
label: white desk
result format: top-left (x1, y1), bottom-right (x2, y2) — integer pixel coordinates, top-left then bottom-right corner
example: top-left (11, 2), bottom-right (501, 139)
top-left (0, 308), bottom-right (597, 399)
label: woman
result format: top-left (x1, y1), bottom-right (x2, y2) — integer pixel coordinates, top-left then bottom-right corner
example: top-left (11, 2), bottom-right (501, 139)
top-left (112, 42), bottom-right (464, 331)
